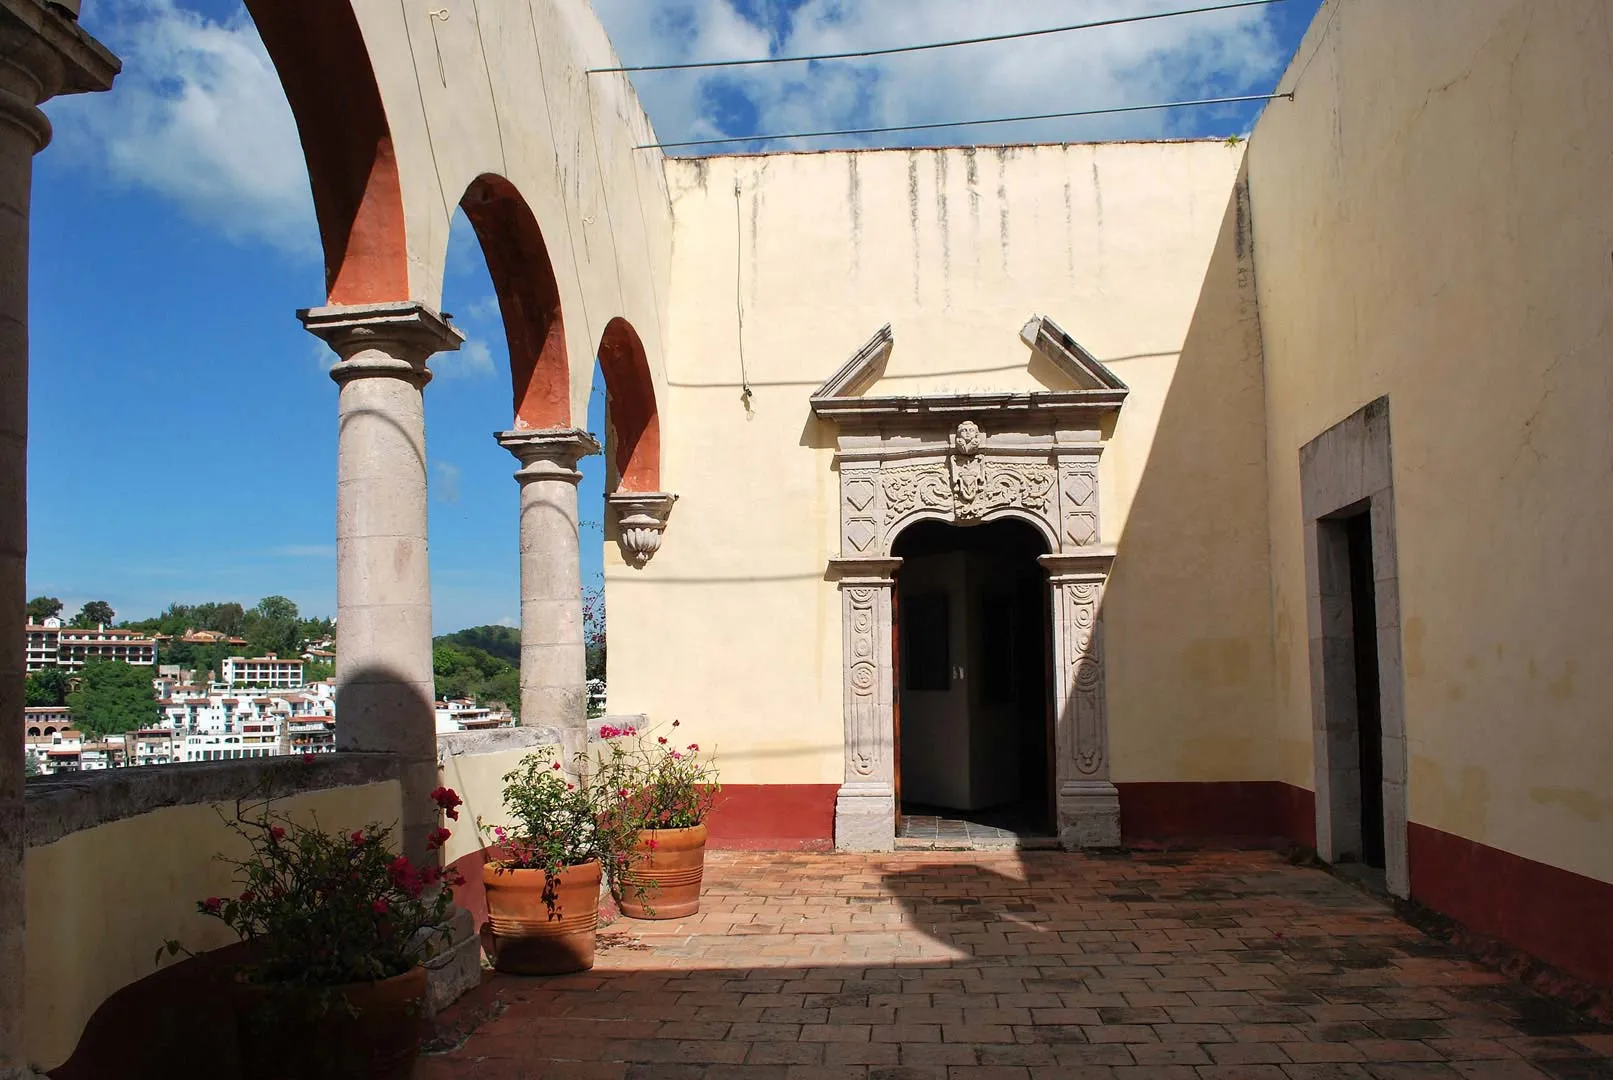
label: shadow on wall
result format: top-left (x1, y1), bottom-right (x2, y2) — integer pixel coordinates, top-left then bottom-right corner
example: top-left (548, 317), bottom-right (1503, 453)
top-left (1103, 168), bottom-right (1305, 843)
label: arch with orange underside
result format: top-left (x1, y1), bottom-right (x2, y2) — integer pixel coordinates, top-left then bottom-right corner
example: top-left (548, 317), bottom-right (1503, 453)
top-left (459, 175), bottom-right (569, 429)
top-left (244, 0), bottom-right (408, 304)
top-left (596, 318), bottom-right (660, 492)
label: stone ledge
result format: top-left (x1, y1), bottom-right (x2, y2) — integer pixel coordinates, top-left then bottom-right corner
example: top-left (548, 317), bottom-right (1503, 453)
top-left (436, 726), bottom-right (560, 761)
top-left (24, 752), bottom-right (401, 849)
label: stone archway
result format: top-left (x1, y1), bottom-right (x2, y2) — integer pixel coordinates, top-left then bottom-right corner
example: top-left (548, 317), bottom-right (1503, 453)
top-left (810, 319), bottom-right (1129, 851)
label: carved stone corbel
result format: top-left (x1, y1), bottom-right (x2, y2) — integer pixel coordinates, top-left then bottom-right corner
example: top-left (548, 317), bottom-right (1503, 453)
top-left (607, 492), bottom-right (677, 567)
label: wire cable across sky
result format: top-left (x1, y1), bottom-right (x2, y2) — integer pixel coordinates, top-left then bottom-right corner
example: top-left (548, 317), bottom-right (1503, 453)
top-left (589, 0), bottom-right (1285, 75)
top-left (636, 92), bottom-right (1293, 151)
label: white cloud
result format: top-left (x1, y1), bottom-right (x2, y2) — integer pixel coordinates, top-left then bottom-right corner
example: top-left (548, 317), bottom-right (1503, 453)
top-left (430, 338), bottom-right (497, 380)
top-left (48, 0), bottom-right (315, 251)
top-left (590, 0), bottom-right (1288, 149)
top-left (434, 462), bottom-right (463, 504)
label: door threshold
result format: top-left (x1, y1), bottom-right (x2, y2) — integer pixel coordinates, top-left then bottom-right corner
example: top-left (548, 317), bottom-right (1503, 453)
top-left (896, 835), bottom-right (1061, 852)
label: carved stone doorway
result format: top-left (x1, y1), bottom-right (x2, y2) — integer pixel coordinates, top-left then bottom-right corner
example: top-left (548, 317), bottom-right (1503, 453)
top-left (892, 518), bottom-right (1054, 839)
top-left (810, 317), bottom-right (1131, 852)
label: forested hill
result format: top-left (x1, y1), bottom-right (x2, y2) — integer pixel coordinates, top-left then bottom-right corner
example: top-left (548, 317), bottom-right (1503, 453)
top-left (433, 625), bottom-right (520, 665)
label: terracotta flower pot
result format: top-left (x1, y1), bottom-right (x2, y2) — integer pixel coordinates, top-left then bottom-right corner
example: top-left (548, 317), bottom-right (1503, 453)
top-left (234, 964), bottom-right (426, 1080)
top-left (618, 823), bottom-right (708, 920)
top-left (483, 859), bottom-right (601, 975)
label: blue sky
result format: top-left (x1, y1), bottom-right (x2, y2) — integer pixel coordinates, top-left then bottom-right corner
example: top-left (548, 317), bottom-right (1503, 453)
top-left (27, 0), bottom-right (1320, 634)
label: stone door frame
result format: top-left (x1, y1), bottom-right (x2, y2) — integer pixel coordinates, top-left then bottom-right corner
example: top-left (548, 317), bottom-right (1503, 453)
top-left (1300, 397), bottom-right (1410, 897)
top-left (811, 318), bottom-right (1129, 851)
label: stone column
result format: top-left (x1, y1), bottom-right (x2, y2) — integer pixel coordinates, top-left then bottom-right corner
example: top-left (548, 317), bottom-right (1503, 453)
top-left (495, 428), bottom-right (600, 770)
top-left (830, 557), bottom-right (901, 851)
top-left (301, 302), bottom-right (462, 865)
top-left (1041, 551), bottom-right (1121, 848)
top-left (0, 6), bottom-right (116, 1074)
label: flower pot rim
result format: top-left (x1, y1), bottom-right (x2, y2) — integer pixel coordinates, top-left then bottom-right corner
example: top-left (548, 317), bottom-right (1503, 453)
top-left (233, 963), bottom-right (425, 992)
top-left (484, 857), bottom-right (603, 874)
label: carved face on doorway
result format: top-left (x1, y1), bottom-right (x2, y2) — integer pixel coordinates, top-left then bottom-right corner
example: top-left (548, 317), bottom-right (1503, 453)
top-left (950, 421), bottom-right (986, 511)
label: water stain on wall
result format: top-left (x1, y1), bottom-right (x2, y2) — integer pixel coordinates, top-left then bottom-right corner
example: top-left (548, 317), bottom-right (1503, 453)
top-left (1403, 615), bottom-right (1425, 677)
top-left (1529, 786), bottom-right (1610, 822)
top-left (1180, 637), bottom-right (1253, 688)
top-left (1410, 755), bottom-right (1490, 835)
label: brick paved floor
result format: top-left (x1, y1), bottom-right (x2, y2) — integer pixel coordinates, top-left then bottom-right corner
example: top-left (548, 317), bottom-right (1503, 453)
top-left (422, 849), bottom-right (1613, 1079)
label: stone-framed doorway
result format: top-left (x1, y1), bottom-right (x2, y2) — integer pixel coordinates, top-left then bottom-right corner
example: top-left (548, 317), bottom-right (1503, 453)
top-left (1301, 397), bottom-right (1410, 897)
top-left (810, 318), bottom-right (1129, 851)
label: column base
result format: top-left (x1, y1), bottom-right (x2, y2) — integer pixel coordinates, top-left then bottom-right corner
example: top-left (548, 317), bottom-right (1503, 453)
top-left (835, 786), bottom-right (895, 851)
top-left (1057, 780), bottom-right (1122, 850)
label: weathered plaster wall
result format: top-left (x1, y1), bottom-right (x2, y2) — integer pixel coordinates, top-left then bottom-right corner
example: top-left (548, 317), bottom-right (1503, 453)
top-left (350, 0), bottom-right (672, 425)
top-left (606, 143), bottom-right (1278, 789)
top-left (1248, 0), bottom-right (1613, 883)
top-left (25, 779), bottom-right (401, 1071)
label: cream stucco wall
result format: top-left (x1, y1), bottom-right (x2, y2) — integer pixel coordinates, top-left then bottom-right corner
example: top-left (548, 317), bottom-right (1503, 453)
top-left (25, 780), bottom-right (402, 1070)
top-left (354, 0), bottom-right (672, 424)
top-left (1248, 0), bottom-right (1613, 881)
top-left (607, 143), bottom-right (1279, 788)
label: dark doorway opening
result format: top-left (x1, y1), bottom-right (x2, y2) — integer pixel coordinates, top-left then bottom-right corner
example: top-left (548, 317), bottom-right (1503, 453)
top-left (891, 518), bottom-right (1052, 841)
top-left (1344, 511), bottom-right (1386, 869)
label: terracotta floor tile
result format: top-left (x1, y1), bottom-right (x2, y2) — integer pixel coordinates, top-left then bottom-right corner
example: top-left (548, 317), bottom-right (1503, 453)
top-left (423, 851), bottom-right (1613, 1080)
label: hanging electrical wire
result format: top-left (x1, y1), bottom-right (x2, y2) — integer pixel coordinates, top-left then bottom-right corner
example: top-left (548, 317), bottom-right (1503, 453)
top-left (588, 0), bottom-right (1283, 75)
top-left (636, 92), bottom-right (1291, 151)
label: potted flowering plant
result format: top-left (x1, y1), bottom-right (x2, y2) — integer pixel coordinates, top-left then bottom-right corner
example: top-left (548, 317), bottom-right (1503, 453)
top-left (592, 720), bottom-right (720, 919)
top-left (480, 750), bottom-right (636, 975)
top-left (159, 786), bottom-right (465, 1080)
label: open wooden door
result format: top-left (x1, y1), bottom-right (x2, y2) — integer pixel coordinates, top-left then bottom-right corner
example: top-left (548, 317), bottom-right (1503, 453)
top-left (891, 581), bottom-right (902, 835)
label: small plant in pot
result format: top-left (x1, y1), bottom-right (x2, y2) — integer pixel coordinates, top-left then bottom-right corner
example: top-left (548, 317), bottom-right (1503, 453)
top-left (159, 787), bottom-right (466, 1080)
top-left (593, 720), bottom-right (720, 920)
top-left (481, 750), bottom-right (635, 975)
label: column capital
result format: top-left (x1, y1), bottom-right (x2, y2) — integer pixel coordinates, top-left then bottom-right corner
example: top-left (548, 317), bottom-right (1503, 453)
top-left (828, 556), bottom-right (901, 586)
top-left (496, 427), bottom-right (601, 485)
top-left (300, 301), bottom-right (464, 387)
top-left (0, 0), bottom-right (121, 153)
top-left (1039, 546), bottom-right (1115, 583)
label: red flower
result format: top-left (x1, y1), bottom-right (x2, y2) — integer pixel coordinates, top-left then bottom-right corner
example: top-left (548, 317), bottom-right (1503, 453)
top-left (239, 891), bottom-right (255, 903)
top-left (427, 827), bottom-right (452, 850)
top-left (202, 897), bottom-right (222, 914)
top-left (420, 864), bottom-right (443, 886)
top-left (687, 744), bottom-right (699, 751)
top-left (657, 737), bottom-right (668, 745)
top-left (350, 830), bottom-right (366, 845)
top-left (552, 761), bottom-right (563, 771)
top-left (672, 720), bottom-right (680, 727)
top-left (268, 826), bottom-right (286, 842)
top-left (429, 786), bottom-right (463, 820)
top-left (372, 898), bottom-right (389, 915)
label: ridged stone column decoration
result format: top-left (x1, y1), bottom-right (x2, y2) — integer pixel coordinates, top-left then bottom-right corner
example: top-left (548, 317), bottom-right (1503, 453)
top-left (0, 5), bottom-right (117, 1074)
top-left (496, 428), bottom-right (601, 770)
top-left (1040, 551), bottom-right (1120, 848)
top-left (301, 301), bottom-right (463, 866)
top-left (829, 556), bottom-right (901, 851)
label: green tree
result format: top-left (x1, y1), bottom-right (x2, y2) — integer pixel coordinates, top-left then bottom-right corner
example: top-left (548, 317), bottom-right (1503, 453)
top-left (243, 595), bottom-right (300, 657)
top-left (26, 596), bottom-right (62, 622)
top-left (24, 756), bottom-right (38, 778)
top-left (71, 600), bottom-right (115, 628)
top-left (25, 668), bottom-right (71, 707)
top-left (303, 659), bottom-right (334, 683)
top-left (66, 659), bottom-right (160, 739)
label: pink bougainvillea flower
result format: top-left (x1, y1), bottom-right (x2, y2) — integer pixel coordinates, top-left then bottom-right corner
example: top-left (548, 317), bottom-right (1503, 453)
top-left (372, 898), bottom-right (389, 915)
top-left (239, 891), bottom-right (255, 904)
top-left (687, 744), bottom-right (699, 751)
top-left (657, 736), bottom-right (668, 745)
top-left (670, 751), bottom-right (682, 760)
top-left (552, 761), bottom-right (563, 771)
top-left (672, 720), bottom-right (680, 727)
top-left (350, 830), bottom-right (366, 845)
top-left (429, 786), bottom-right (463, 819)
top-left (427, 827), bottom-right (452, 850)
top-left (268, 826), bottom-right (286, 842)
top-left (202, 897), bottom-right (222, 914)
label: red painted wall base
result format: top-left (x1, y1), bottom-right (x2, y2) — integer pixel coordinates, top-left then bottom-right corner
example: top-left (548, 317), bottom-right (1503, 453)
top-left (1116, 780), bottom-right (1316, 848)
top-left (705, 784), bottom-right (839, 851)
top-left (1408, 823), bottom-right (1613, 991)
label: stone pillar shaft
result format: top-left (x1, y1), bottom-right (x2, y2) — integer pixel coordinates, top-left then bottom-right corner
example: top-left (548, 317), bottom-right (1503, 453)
top-left (302, 302), bottom-right (462, 865)
top-left (496, 428), bottom-right (600, 770)
top-left (831, 557), bottom-right (901, 851)
top-left (1041, 551), bottom-right (1120, 849)
top-left (0, 5), bottom-right (117, 1071)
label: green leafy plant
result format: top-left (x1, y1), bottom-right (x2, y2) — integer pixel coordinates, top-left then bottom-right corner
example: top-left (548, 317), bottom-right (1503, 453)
top-left (483, 750), bottom-right (638, 881)
top-left (592, 720), bottom-right (720, 832)
top-left (160, 787), bottom-right (464, 988)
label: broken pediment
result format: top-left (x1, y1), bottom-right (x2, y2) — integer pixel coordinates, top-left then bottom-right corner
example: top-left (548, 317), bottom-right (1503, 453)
top-left (810, 316), bottom-right (1127, 422)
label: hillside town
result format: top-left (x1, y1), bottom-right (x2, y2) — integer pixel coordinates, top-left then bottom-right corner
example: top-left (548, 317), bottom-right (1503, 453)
top-left (21, 614), bottom-right (516, 776)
